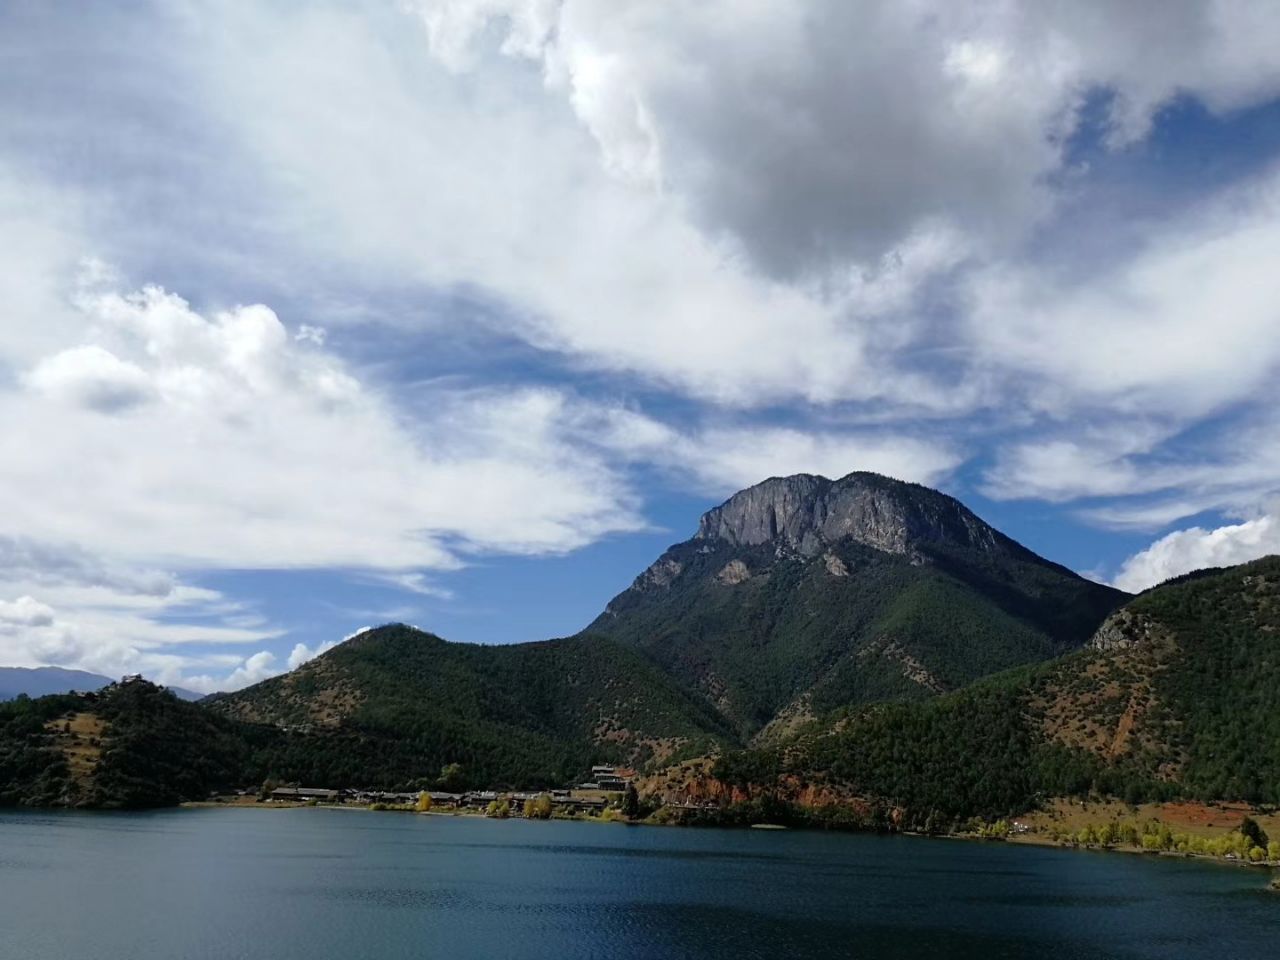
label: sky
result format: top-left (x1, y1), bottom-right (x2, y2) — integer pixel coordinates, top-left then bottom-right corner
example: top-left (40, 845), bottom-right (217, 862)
top-left (3, 1), bottom-right (1280, 693)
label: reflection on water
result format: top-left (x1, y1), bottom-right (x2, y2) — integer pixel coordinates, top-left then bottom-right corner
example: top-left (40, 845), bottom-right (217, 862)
top-left (1, 807), bottom-right (1277, 960)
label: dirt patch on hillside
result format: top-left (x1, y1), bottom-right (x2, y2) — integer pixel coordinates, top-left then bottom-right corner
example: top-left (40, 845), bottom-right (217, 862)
top-left (1019, 798), bottom-right (1280, 840)
top-left (45, 711), bottom-right (106, 790)
top-left (1031, 640), bottom-right (1181, 777)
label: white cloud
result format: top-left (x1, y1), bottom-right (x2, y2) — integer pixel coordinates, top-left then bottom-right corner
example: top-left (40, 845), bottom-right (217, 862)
top-left (667, 426), bottom-right (958, 496)
top-left (377, 574), bottom-right (454, 599)
top-left (967, 168), bottom-right (1280, 420)
top-left (163, 2), bottom-right (972, 412)
top-left (1114, 513), bottom-right (1280, 592)
top-left (25, 345), bottom-right (154, 412)
top-left (183, 650), bottom-right (281, 695)
top-left (0, 596), bottom-right (56, 628)
top-left (526, 395), bottom-right (962, 494)
top-left (0, 536), bottom-right (266, 685)
top-left (410, 0), bottom-right (1280, 277)
top-left (287, 639), bottom-right (339, 670)
top-left (983, 414), bottom-right (1280, 531)
top-left (294, 324), bottom-right (327, 346)
top-left (3, 282), bottom-right (647, 571)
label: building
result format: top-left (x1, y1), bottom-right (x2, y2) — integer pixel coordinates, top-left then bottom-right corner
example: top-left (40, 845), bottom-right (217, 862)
top-left (588, 765), bottom-right (636, 792)
top-left (269, 787), bottom-right (339, 802)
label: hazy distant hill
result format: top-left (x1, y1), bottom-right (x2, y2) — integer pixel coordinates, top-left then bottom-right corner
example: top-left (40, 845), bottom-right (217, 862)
top-left (0, 667), bottom-right (112, 701)
top-left (587, 472), bottom-right (1127, 737)
top-left (0, 667), bottom-right (202, 704)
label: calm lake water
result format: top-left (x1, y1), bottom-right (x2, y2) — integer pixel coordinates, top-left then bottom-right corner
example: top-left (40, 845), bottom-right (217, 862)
top-left (1, 807), bottom-right (1276, 960)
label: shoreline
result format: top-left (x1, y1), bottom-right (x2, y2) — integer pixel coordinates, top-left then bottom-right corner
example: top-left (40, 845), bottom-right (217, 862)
top-left (174, 798), bottom-right (1280, 884)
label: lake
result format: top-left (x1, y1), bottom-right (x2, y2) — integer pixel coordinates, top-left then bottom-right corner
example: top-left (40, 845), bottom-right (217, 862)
top-left (1, 807), bottom-right (1276, 959)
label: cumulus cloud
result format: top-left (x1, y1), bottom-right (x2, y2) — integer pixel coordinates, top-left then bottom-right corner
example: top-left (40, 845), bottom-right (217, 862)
top-left (25, 345), bottom-right (154, 412)
top-left (3, 282), bottom-right (647, 570)
top-left (288, 639), bottom-right (339, 670)
top-left (1114, 513), bottom-right (1280, 593)
top-left (0, 596), bottom-right (56, 628)
top-left (182, 650), bottom-right (281, 695)
top-left (10, 1), bottom-right (1280, 422)
top-left (411, 0), bottom-right (1280, 277)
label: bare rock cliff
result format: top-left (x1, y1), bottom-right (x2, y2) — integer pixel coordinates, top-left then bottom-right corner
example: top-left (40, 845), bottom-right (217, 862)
top-left (695, 472), bottom-right (1005, 559)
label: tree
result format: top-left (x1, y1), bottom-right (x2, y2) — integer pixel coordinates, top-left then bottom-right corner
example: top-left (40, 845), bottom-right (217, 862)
top-left (1239, 816), bottom-right (1269, 850)
top-left (622, 783), bottom-right (640, 819)
top-left (438, 763), bottom-right (465, 790)
top-left (523, 793), bottom-right (553, 819)
top-left (416, 791), bottom-right (433, 813)
top-left (486, 798), bottom-right (511, 819)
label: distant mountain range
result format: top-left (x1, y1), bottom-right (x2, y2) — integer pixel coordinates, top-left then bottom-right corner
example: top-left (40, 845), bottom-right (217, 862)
top-left (1, 471), bottom-right (1275, 820)
top-left (0, 667), bottom-right (114, 701)
top-left (0, 667), bottom-right (200, 703)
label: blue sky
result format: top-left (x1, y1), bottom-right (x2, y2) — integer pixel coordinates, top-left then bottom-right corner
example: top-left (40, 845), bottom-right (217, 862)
top-left (3, 1), bottom-right (1280, 691)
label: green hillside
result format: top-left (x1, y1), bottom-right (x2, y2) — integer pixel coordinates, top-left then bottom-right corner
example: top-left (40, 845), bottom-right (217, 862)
top-left (210, 625), bottom-right (736, 790)
top-left (0, 679), bottom-right (254, 807)
top-left (715, 555), bottom-right (1280, 826)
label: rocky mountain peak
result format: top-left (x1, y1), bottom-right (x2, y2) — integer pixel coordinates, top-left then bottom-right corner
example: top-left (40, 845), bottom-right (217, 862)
top-left (694, 472), bottom-right (1005, 559)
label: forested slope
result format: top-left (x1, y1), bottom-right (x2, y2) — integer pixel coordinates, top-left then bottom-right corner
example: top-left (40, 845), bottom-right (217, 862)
top-left (712, 556), bottom-right (1280, 826)
top-left (210, 625), bottom-right (735, 789)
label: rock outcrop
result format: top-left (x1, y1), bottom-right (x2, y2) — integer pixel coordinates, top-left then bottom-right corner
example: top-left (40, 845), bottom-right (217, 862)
top-left (695, 472), bottom-right (1007, 559)
top-left (1088, 608), bottom-right (1170, 652)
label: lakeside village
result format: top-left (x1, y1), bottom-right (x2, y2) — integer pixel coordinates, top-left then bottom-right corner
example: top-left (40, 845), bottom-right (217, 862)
top-left (229, 765), bottom-right (663, 820)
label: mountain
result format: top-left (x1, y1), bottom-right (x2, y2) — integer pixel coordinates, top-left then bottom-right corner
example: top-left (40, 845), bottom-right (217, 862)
top-left (586, 472), bottom-right (1128, 737)
top-left (713, 555), bottom-right (1280, 826)
top-left (0, 666), bottom-right (113, 701)
top-left (208, 625), bottom-right (735, 789)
